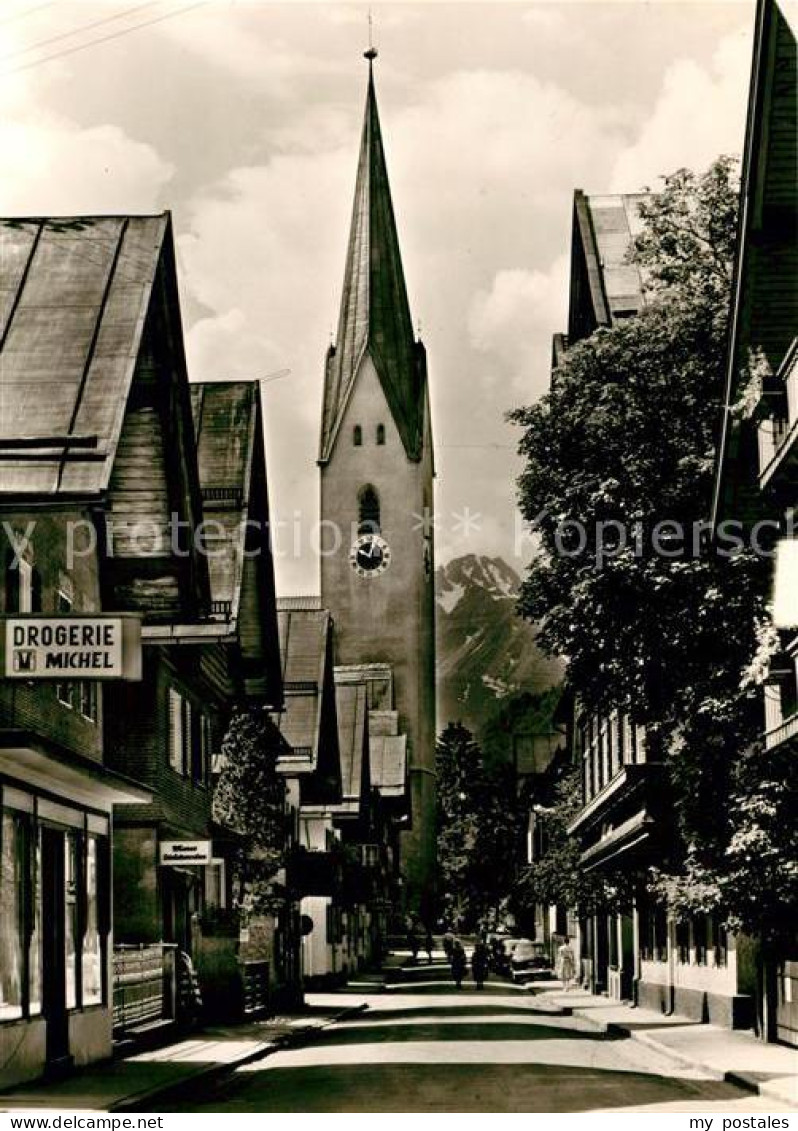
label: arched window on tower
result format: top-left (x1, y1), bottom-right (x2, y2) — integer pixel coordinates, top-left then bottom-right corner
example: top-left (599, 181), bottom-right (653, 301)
top-left (353, 424), bottom-right (363, 447)
top-left (376, 423), bottom-right (386, 446)
top-left (358, 485), bottom-right (381, 535)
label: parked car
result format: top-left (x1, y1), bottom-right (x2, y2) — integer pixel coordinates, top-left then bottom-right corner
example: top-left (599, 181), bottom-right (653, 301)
top-left (510, 940), bottom-right (554, 982)
top-left (487, 934), bottom-right (525, 976)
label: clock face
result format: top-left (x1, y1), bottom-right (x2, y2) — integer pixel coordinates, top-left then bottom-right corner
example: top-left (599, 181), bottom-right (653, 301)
top-left (349, 534), bottom-right (392, 577)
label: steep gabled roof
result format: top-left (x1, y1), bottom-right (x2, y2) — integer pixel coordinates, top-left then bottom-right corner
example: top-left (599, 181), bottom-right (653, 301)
top-left (0, 214), bottom-right (171, 495)
top-left (191, 379), bottom-right (282, 705)
top-left (319, 64), bottom-right (426, 464)
top-left (567, 192), bottom-right (648, 347)
top-left (334, 681), bottom-right (369, 810)
top-left (190, 380), bottom-right (257, 619)
top-left (274, 607), bottom-right (342, 803)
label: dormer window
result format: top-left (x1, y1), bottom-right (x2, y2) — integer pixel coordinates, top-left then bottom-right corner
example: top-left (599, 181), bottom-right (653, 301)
top-left (353, 425), bottom-right (363, 447)
top-left (376, 424), bottom-right (386, 446)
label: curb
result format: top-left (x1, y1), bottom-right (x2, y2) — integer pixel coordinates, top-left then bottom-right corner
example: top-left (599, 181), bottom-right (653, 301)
top-left (567, 1007), bottom-right (797, 1107)
top-left (110, 1002), bottom-right (368, 1113)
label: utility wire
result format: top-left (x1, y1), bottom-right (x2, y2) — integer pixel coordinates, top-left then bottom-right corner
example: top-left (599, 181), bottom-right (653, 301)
top-left (0, 0), bottom-right (162, 63)
top-left (0, 0), bottom-right (210, 77)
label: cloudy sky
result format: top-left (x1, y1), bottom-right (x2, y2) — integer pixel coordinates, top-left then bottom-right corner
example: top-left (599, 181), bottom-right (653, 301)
top-left (1, 0), bottom-right (756, 592)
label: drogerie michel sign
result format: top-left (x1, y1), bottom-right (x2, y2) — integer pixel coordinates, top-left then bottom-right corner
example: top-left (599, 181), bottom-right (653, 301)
top-left (3, 616), bottom-right (142, 680)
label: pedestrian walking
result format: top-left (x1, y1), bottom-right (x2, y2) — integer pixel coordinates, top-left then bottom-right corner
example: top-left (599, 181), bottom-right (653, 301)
top-left (406, 916), bottom-right (420, 963)
top-left (471, 938), bottom-right (489, 990)
top-left (556, 936), bottom-right (576, 991)
top-left (425, 926), bottom-right (434, 965)
top-left (450, 939), bottom-right (467, 989)
top-left (442, 929), bottom-right (455, 962)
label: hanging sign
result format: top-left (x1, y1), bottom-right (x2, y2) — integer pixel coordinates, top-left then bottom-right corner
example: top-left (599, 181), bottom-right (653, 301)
top-left (2, 615), bottom-right (141, 681)
top-left (159, 840), bottom-right (213, 866)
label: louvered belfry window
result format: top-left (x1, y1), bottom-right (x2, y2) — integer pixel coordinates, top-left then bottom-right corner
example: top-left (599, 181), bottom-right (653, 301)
top-left (358, 485), bottom-right (381, 535)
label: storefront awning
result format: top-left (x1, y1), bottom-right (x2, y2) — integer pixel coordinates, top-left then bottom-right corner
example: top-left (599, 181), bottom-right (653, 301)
top-left (0, 730), bottom-right (151, 807)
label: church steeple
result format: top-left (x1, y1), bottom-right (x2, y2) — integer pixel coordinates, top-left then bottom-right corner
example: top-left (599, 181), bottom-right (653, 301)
top-left (319, 58), bottom-right (426, 465)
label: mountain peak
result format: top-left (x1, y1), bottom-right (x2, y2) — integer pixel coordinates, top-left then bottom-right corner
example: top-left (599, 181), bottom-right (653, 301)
top-left (435, 553), bottom-right (562, 736)
top-left (436, 554), bottom-right (520, 612)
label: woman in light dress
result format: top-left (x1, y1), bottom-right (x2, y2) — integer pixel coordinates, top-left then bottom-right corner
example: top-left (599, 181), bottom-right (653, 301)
top-left (557, 936), bottom-right (576, 991)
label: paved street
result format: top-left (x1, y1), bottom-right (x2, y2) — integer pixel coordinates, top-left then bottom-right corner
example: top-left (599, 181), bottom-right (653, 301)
top-left (155, 962), bottom-right (794, 1113)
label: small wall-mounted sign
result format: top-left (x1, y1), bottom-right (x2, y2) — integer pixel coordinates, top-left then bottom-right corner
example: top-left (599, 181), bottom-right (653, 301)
top-left (2, 615), bottom-right (141, 681)
top-left (159, 840), bottom-right (213, 866)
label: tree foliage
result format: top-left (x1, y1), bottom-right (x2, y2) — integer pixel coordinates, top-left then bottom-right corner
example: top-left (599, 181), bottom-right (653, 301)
top-left (510, 158), bottom-right (789, 938)
top-left (511, 768), bottom-right (632, 925)
top-left (436, 722), bottom-right (520, 930)
top-left (213, 707), bottom-right (287, 916)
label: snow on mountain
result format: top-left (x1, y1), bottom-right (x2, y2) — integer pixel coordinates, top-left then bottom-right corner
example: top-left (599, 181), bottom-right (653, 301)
top-left (435, 554), bottom-right (563, 737)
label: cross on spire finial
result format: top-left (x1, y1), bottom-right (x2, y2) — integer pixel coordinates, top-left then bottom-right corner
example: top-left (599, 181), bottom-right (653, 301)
top-left (364, 8), bottom-right (377, 62)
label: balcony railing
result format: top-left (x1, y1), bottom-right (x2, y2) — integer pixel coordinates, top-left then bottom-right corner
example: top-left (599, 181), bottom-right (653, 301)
top-left (765, 710), bottom-right (798, 751)
top-left (241, 959), bottom-right (270, 1016)
top-left (758, 340), bottom-right (798, 486)
top-left (113, 943), bottom-right (177, 1034)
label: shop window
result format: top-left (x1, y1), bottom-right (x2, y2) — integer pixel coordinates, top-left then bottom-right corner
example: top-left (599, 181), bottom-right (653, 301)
top-left (29, 829), bottom-right (42, 1016)
top-left (82, 836), bottom-right (103, 1006)
top-left (0, 812), bottom-right (25, 1020)
top-left (65, 832), bottom-right (80, 1010)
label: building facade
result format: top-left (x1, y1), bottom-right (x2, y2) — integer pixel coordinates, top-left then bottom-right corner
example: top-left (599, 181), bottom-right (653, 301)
top-left (712, 0), bottom-right (798, 1045)
top-left (0, 215), bottom-right (287, 1078)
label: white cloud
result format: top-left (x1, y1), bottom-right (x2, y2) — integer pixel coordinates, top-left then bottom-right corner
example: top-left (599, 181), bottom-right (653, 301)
top-left (0, 119), bottom-right (173, 214)
top-left (469, 256), bottom-right (569, 399)
top-left (610, 28), bottom-right (752, 192)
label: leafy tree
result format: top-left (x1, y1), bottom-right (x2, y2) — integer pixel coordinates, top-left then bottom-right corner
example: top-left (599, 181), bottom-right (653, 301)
top-left (511, 768), bottom-right (632, 927)
top-left (510, 157), bottom-right (771, 867)
top-left (436, 722), bottom-right (520, 930)
top-left (213, 707), bottom-right (287, 916)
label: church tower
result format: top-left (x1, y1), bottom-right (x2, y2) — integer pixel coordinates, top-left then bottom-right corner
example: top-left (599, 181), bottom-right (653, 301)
top-left (319, 53), bottom-right (436, 912)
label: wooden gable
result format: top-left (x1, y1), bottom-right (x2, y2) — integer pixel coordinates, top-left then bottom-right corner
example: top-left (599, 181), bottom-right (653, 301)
top-left (103, 228), bottom-right (209, 622)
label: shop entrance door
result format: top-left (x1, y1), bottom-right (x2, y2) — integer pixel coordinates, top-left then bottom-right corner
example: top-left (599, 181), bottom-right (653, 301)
top-left (41, 828), bottom-right (69, 1067)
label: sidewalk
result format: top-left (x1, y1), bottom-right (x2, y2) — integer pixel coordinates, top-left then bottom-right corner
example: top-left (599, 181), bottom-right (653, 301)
top-left (530, 980), bottom-right (798, 1109)
top-left (0, 1005), bottom-right (365, 1114)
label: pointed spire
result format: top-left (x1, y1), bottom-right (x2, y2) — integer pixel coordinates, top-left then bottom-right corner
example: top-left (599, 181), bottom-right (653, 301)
top-left (319, 59), bottom-right (426, 464)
